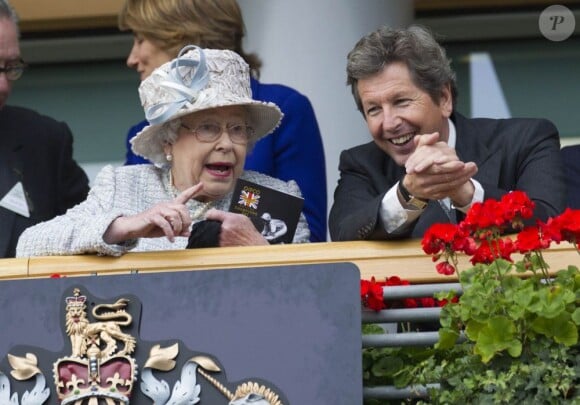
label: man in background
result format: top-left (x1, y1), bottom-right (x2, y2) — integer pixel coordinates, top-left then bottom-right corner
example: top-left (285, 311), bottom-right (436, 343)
top-left (0, 0), bottom-right (89, 257)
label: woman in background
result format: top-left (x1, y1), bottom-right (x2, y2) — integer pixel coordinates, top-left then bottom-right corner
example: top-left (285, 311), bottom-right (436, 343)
top-left (119, 0), bottom-right (328, 242)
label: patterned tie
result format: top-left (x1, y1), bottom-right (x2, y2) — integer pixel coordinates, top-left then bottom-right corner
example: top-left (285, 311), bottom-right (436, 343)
top-left (439, 198), bottom-right (457, 224)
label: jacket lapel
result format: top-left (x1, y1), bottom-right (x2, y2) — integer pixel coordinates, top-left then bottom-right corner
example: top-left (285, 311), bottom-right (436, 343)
top-left (0, 140), bottom-right (20, 257)
top-left (453, 113), bottom-right (501, 187)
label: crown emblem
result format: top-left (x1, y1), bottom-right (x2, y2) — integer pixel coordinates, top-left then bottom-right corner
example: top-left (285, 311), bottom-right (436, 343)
top-left (53, 288), bottom-right (137, 404)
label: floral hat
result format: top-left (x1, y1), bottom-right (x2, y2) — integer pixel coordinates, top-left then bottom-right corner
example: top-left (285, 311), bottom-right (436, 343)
top-left (131, 45), bottom-right (283, 165)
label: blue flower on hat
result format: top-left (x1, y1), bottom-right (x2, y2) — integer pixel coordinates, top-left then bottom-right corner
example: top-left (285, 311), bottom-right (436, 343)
top-left (145, 45), bottom-right (209, 125)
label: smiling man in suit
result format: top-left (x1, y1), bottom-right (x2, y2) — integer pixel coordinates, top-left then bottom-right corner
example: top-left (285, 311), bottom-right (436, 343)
top-left (329, 25), bottom-right (566, 241)
top-left (0, 0), bottom-right (89, 257)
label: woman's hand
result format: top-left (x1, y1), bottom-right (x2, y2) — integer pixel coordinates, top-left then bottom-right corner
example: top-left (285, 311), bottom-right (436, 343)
top-left (103, 183), bottom-right (204, 244)
top-left (205, 209), bottom-right (269, 247)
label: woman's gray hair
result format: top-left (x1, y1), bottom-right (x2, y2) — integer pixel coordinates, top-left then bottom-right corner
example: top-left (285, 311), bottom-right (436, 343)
top-left (163, 119), bottom-right (181, 145)
top-left (346, 25), bottom-right (457, 114)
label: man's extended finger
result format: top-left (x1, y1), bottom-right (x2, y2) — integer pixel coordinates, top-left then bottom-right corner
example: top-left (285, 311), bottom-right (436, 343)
top-left (424, 160), bottom-right (465, 174)
top-left (415, 132), bottom-right (440, 147)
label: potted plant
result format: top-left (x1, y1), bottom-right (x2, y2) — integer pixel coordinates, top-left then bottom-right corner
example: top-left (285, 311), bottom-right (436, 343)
top-left (363, 191), bottom-right (580, 404)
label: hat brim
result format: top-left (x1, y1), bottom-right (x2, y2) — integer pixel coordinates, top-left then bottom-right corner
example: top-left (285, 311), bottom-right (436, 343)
top-left (131, 100), bottom-right (283, 166)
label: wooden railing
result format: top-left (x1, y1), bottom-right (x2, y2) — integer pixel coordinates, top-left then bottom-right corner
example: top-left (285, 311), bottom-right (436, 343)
top-left (1, 240), bottom-right (577, 281)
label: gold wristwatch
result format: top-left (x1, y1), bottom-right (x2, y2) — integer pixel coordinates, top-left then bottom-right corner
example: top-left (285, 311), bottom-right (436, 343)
top-left (398, 179), bottom-right (428, 210)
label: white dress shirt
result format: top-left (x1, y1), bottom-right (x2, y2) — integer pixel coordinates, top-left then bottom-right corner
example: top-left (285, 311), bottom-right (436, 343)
top-left (380, 119), bottom-right (484, 233)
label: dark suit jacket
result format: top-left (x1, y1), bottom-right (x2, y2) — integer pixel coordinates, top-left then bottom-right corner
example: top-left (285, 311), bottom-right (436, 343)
top-left (561, 145), bottom-right (580, 209)
top-left (0, 106), bottom-right (89, 257)
top-left (329, 112), bottom-right (566, 241)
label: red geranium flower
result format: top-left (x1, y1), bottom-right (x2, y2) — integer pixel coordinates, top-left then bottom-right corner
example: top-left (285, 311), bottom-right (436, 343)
top-left (515, 226), bottom-right (551, 253)
top-left (360, 277), bottom-right (386, 311)
top-left (437, 295), bottom-right (460, 307)
top-left (403, 298), bottom-right (418, 308)
top-left (422, 222), bottom-right (470, 255)
top-left (462, 199), bottom-right (504, 233)
top-left (470, 238), bottom-right (514, 265)
top-left (436, 261), bottom-right (456, 276)
top-left (385, 275), bottom-right (410, 286)
top-left (419, 297), bottom-right (436, 307)
top-left (556, 208), bottom-right (580, 243)
top-left (500, 190), bottom-right (535, 223)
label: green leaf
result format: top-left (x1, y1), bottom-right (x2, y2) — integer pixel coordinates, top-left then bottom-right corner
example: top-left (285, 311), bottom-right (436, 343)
top-left (507, 278), bottom-right (534, 320)
top-left (493, 258), bottom-right (514, 276)
top-left (371, 355), bottom-right (404, 377)
top-left (465, 319), bottom-right (484, 341)
top-left (436, 327), bottom-right (460, 350)
top-left (473, 316), bottom-right (521, 363)
top-left (528, 251), bottom-right (549, 270)
top-left (529, 285), bottom-right (576, 319)
top-left (572, 307), bottom-right (580, 325)
top-left (531, 313), bottom-right (578, 346)
top-left (362, 324), bottom-right (385, 335)
top-left (505, 340), bottom-right (523, 358)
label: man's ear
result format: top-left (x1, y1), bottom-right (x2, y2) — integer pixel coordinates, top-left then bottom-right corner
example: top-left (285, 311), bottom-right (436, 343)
top-left (440, 84), bottom-right (453, 118)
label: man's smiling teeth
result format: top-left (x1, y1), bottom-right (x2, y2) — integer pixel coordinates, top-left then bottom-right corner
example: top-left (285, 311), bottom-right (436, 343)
top-left (390, 133), bottom-right (415, 145)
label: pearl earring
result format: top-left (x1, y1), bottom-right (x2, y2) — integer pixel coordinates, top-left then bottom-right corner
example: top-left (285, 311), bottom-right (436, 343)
top-left (166, 153), bottom-right (173, 162)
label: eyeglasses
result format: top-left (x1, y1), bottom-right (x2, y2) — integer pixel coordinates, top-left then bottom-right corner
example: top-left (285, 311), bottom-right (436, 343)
top-left (0, 59), bottom-right (26, 81)
top-left (180, 121), bottom-right (254, 145)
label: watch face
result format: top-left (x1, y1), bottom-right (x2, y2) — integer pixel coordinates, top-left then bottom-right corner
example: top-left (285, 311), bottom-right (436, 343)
top-left (408, 196), bottom-right (428, 210)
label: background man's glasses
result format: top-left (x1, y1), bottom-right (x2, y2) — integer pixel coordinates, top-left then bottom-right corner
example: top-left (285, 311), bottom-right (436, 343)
top-left (0, 59), bottom-right (27, 81)
top-left (180, 121), bottom-right (254, 145)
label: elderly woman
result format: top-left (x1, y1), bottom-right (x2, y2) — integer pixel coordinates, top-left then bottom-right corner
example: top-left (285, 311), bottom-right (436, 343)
top-left (119, 0), bottom-right (327, 243)
top-left (16, 46), bottom-right (310, 257)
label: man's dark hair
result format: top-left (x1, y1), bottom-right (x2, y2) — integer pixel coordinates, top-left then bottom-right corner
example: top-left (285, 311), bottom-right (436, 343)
top-left (346, 25), bottom-right (457, 114)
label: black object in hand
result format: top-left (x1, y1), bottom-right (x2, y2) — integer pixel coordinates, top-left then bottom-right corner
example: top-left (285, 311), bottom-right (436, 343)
top-left (186, 219), bottom-right (222, 249)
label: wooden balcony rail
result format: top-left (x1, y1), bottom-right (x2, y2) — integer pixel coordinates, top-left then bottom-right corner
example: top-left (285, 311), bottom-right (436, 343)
top-left (1, 240), bottom-right (577, 281)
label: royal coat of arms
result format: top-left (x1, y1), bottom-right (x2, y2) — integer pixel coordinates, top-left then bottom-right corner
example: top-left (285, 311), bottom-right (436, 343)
top-left (0, 287), bottom-right (284, 405)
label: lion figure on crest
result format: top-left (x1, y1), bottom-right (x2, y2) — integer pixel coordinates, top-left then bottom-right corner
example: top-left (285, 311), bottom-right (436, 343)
top-left (65, 289), bottom-right (136, 359)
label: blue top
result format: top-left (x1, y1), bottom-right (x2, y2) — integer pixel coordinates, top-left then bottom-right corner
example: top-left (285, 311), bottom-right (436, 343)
top-left (124, 77), bottom-right (327, 242)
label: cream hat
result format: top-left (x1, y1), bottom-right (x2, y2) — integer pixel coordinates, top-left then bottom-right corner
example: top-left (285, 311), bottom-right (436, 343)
top-left (131, 45), bottom-right (283, 165)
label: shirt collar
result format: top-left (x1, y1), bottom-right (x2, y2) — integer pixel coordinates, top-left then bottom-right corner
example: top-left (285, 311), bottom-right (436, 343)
top-left (447, 118), bottom-right (456, 148)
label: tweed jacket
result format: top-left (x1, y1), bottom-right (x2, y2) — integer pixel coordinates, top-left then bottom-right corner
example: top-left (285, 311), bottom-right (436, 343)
top-left (329, 112), bottom-right (566, 241)
top-left (16, 165), bottom-right (310, 257)
top-left (0, 105), bottom-right (89, 258)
